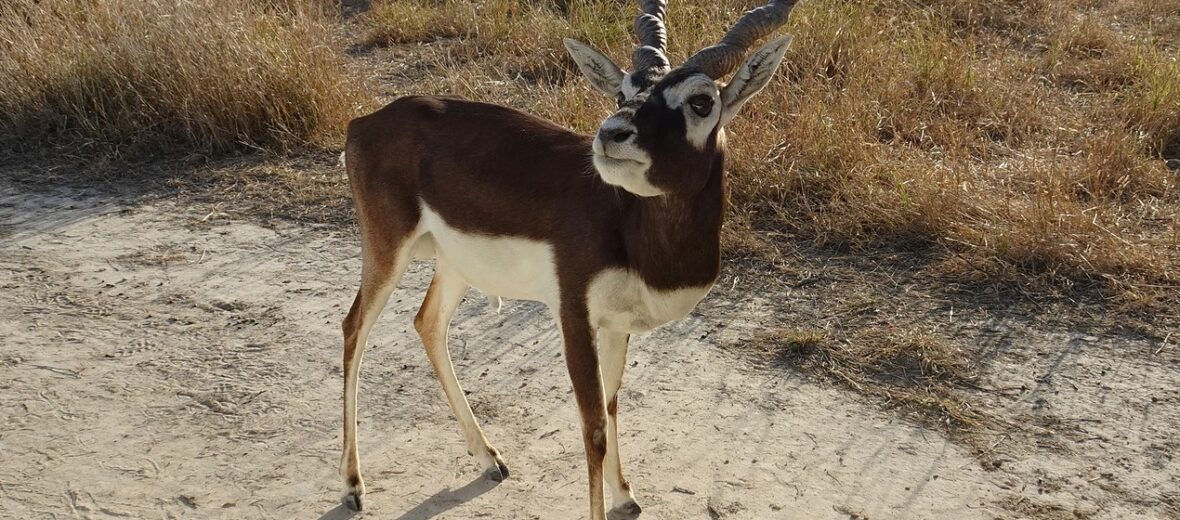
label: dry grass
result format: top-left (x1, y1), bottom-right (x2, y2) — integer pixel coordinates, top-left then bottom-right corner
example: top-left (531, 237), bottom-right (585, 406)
top-left (351, 0), bottom-right (1180, 431)
top-left (361, 0), bottom-right (480, 45)
top-left (2, 1), bottom-right (1173, 304)
top-left (359, 0), bottom-right (1179, 318)
top-left (0, 0), bottom-right (365, 156)
top-left (362, 0), bottom-right (629, 86)
top-left (751, 325), bottom-right (985, 429)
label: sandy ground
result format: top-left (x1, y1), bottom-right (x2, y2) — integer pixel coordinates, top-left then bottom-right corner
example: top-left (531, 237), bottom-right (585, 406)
top-left (0, 176), bottom-right (1176, 520)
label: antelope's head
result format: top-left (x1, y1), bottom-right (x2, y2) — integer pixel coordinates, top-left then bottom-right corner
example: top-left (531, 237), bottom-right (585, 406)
top-left (565, 0), bottom-right (797, 197)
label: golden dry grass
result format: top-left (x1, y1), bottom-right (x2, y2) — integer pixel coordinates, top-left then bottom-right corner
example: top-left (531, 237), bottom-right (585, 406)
top-left (360, 0), bottom-right (1179, 314)
top-left (352, 1), bottom-right (1180, 430)
top-left (751, 326), bottom-right (985, 429)
top-left (1, 0), bottom-right (1176, 315)
top-left (0, 0), bottom-right (1173, 439)
top-left (0, 0), bottom-right (364, 155)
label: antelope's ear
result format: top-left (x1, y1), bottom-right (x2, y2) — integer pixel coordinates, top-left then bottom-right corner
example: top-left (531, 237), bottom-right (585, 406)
top-left (564, 38), bottom-right (624, 97)
top-left (718, 35), bottom-right (792, 127)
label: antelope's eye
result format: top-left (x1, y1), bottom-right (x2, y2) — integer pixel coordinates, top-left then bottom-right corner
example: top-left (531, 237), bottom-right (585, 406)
top-left (616, 93), bottom-right (626, 107)
top-left (688, 94), bottom-right (714, 117)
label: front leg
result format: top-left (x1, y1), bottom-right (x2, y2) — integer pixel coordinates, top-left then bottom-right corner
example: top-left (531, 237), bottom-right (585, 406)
top-left (599, 329), bottom-right (641, 518)
top-left (560, 304), bottom-right (608, 520)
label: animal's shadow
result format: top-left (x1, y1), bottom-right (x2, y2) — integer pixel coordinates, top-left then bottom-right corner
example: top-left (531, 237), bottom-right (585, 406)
top-left (317, 475), bottom-right (501, 520)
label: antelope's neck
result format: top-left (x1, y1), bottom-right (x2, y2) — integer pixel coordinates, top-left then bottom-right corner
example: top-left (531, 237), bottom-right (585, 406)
top-left (625, 163), bottom-right (725, 291)
top-left (584, 162), bottom-right (725, 332)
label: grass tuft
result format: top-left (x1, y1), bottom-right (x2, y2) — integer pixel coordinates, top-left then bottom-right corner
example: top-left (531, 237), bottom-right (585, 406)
top-left (753, 326), bottom-right (985, 429)
top-left (361, 0), bottom-right (479, 46)
top-left (0, 0), bottom-right (364, 156)
top-left (1123, 47), bottom-right (1180, 158)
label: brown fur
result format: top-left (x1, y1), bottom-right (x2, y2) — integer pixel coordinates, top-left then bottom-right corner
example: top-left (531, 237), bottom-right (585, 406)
top-left (340, 95), bottom-right (726, 519)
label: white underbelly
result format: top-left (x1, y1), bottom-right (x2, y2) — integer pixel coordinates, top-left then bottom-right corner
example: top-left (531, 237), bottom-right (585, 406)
top-left (418, 204), bottom-right (560, 305)
top-left (417, 204), bottom-right (714, 330)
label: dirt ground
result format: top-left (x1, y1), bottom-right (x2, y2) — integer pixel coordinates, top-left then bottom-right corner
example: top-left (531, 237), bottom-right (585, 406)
top-left (0, 171), bottom-right (1176, 520)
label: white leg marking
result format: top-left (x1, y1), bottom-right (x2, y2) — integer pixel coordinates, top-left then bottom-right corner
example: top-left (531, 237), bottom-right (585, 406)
top-left (599, 328), bottom-right (638, 509)
top-left (416, 259), bottom-right (507, 478)
top-left (342, 242), bottom-right (416, 505)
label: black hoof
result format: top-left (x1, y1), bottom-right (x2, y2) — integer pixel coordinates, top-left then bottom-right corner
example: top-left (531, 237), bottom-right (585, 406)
top-left (343, 493), bottom-right (364, 512)
top-left (496, 460), bottom-right (511, 479)
top-left (483, 465), bottom-right (506, 482)
top-left (608, 501), bottom-right (642, 520)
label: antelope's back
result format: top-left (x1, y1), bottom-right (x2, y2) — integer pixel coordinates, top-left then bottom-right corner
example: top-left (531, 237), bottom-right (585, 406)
top-left (345, 95), bottom-right (612, 239)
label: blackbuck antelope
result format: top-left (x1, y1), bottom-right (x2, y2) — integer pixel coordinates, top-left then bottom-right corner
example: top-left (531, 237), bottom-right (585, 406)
top-left (339, 1), bottom-right (798, 517)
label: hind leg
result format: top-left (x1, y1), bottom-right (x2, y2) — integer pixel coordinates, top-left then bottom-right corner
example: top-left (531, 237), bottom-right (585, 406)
top-left (340, 241), bottom-right (414, 510)
top-left (415, 259), bottom-right (509, 480)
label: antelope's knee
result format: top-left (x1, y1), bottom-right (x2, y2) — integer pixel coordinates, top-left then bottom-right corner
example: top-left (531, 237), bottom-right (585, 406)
top-left (413, 304), bottom-right (438, 338)
top-left (586, 425), bottom-right (608, 458)
top-left (342, 307), bottom-right (361, 341)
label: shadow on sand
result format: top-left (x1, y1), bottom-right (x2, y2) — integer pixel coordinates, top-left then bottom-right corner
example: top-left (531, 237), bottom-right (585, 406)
top-left (316, 503), bottom-right (358, 520)
top-left (316, 475), bottom-right (501, 520)
top-left (393, 476), bottom-right (502, 520)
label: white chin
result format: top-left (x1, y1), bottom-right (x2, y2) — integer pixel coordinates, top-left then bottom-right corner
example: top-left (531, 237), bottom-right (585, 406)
top-left (592, 155), bottom-right (663, 197)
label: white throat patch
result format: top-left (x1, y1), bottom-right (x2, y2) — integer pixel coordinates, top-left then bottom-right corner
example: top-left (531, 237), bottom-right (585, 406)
top-left (587, 268), bottom-right (714, 332)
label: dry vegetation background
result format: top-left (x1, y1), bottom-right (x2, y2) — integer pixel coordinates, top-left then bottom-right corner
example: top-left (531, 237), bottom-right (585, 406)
top-left (0, 0), bottom-right (362, 153)
top-left (1, 0), bottom-right (1177, 427)
top-left (358, 0), bottom-right (1180, 315)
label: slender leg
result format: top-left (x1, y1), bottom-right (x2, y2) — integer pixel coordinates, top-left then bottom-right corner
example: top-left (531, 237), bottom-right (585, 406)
top-left (560, 306), bottom-right (609, 520)
top-left (414, 260), bottom-right (509, 479)
top-left (340, 246), bottom-right (413, 510)
top-left (599, 329), bottom-right (641, 517)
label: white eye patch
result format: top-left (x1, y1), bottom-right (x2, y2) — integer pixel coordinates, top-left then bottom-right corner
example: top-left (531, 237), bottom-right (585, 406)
top-left (658, 75), bottom-right (721, 150)
top-left (661, 76), bottom-right (719, 110)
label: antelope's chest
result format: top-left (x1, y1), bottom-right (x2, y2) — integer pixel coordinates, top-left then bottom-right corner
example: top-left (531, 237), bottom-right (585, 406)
top-left (586, 269), bottom-right (714, 333)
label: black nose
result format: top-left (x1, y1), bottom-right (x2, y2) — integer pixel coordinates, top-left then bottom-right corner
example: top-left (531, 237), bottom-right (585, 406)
top-left (599, 127), bottom-right (634, 144)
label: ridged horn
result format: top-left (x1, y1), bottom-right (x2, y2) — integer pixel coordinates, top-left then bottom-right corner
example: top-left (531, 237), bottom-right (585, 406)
top-left (631, 0), bottom-right (669, 72)
top-left (682, 0), bottom-right (798, 78)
